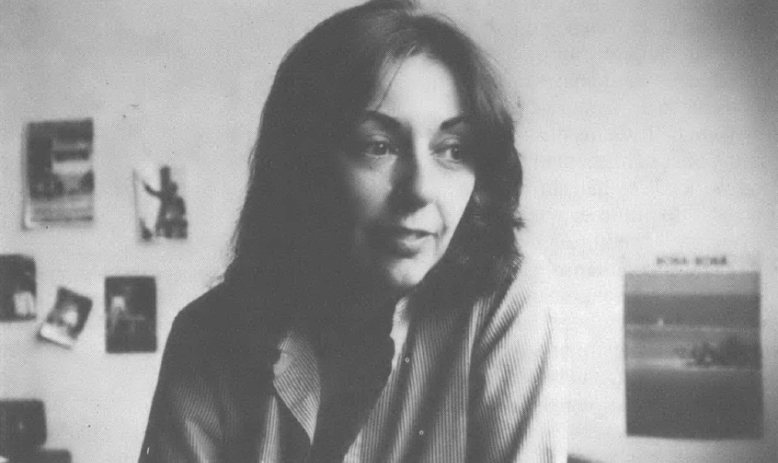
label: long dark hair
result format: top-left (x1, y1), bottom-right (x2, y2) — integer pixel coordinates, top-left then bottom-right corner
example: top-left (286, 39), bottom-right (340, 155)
top-left (223, 0), bottom-right (523, 328)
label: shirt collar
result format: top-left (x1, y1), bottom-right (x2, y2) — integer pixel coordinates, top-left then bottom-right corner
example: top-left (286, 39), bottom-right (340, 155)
top-left (270, 296), bottom-right (411, 445)
top-left (273, 327), bottom-right (321, 443)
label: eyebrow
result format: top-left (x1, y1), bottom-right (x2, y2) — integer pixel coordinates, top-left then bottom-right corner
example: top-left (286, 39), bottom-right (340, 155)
top-left (361, 110), bottom-right (470, 132)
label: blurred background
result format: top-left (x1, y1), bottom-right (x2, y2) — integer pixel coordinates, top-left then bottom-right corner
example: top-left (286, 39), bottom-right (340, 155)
top-left (1, 0), bottom-right (776, 461)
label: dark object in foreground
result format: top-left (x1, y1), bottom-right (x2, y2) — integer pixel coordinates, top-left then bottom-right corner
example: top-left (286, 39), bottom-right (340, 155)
top-left (0, 400), bottom-right (46, 458)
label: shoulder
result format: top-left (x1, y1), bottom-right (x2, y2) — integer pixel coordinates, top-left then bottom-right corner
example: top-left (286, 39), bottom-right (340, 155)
top-left (467, 239), bottom-right (568, 461)
top-left (159, 285), bottom-right (233, 368)
top-left (168, 284), bottom-right (232, 339)
top-left (164, 284), bottom-right (264, 361)
top-left (164, 283), bottom-right (280, 369)
top-left (485, 231), bottom-right (557, 311)
top-left (503, 247), bottom-right (557, 312)
top-left (174, 284), bottom-right (231, 320)
top-left (473, 241), bottom-right (559, 348)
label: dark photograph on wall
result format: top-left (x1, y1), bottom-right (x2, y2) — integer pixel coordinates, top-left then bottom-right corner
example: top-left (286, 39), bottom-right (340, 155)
top-left (23, 118), bottom-right (95, 228)
top-left (39, 287), bottom-right (92, 348)
top-left (133, 163), bottom-right (188, 242)
top-left (624, 271), bottom-right (762, 439)
top-left (0, 254), bottom-right (36, 321)
top-left (105, 276), bottom-right (157, 353)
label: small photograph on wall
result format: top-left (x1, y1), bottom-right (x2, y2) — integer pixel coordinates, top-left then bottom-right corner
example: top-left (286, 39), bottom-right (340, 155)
top-left (625, 270), bottom-right (762, 439)
top-left (39, 287), bottom-right (92, 348)
top-left (105, 276), bottom-right (157, 353)
top-left (0, 255), bottom-right (36, 321)
top-left (24, 119), bottom-right (94, 228)
top-left (133, 163), bottom-right (188, 242)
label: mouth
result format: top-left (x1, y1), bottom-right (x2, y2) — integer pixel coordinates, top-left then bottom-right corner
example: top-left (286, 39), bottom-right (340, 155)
top-left (371, 226), bottom-right (435, 257)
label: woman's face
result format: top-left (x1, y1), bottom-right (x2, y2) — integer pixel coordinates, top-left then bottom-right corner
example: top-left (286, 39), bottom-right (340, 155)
top-left (335, 54), bottom-right (476, 294)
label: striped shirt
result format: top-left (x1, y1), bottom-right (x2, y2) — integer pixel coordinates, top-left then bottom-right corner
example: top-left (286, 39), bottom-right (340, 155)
top-left (139, 250), bottom-right (566, 462)
top-left (342, 296), bottom-right (410, 463)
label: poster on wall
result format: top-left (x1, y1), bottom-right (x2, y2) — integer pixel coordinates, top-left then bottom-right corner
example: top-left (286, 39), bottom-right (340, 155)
top-left (38, 287), bottom-right (92, 348)
top-left (133, 163), bottom-right (188, 242)
top-left (23, 118), bottom-right (94, 229)
top-left (0, 254), bottom-right (36, 321)
top-left (624, 255), bottom-right (762, 439)
top-left (105, 276), bottom-right (157, 353)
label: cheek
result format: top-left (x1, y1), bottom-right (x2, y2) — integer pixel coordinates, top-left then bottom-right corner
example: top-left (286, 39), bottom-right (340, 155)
top-left (443, 174), bottom-right (476, 229)
top-left (339, 164), bottom-right (391, 224)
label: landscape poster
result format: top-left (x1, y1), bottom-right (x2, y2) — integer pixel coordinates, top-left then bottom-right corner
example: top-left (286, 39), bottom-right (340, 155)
top-left (624, 270), bottom-right (762, 439)
top-left (24, 119), bottom-right (94, 228)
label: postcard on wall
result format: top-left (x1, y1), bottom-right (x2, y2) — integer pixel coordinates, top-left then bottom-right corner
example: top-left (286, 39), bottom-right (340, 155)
top-left (624, 255), bottom-right (762, 439)
top-left (23, 119), bottom-right (94, 228)
top-left (38, 287), bottom-right (92, 348)
top-left (133, 163), bottom-right (188, 242)
top-left (105, 276), bottom-right (157, 353)
top-left (0, 255), bottom-right (36, 321)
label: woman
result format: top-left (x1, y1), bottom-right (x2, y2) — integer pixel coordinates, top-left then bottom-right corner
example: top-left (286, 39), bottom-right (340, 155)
top-left (140, 1), bottom-right (565, 462)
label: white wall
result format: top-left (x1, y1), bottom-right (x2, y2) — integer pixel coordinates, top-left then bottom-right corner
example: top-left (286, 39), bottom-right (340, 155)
top-left (1, 0), bottom-right (775, 462)
top-left (511, 1), bottom-right (778, 461)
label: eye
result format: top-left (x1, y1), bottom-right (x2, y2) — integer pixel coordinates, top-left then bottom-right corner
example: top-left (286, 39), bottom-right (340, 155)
top-left (445, 145), bottom-right (464, 160)
top-left (437, 142), bottom-right (471, 163)
top-left (361, 140), bottom-right (398, 157)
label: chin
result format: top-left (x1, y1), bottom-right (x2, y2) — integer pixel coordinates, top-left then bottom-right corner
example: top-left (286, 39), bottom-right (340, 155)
top-left (377, 258), bottom-right (436, 294)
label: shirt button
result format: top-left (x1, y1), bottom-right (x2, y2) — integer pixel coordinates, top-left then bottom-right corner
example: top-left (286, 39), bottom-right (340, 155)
top-left (404, 356), bottom-right (410, 364)
top-left (419, 429), bottom-right (424, 436)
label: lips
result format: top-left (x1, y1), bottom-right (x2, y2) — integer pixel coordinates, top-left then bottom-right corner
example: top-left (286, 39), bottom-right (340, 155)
top-left (371, 226), bottom-right (434, 256)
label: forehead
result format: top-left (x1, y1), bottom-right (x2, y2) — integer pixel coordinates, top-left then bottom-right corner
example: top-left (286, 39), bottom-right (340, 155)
top-left (366, 54), bottom-right (463, 119)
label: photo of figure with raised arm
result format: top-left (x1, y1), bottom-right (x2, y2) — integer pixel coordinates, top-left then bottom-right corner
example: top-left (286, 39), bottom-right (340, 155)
top-left (134, 163), bottom-right (188, 241)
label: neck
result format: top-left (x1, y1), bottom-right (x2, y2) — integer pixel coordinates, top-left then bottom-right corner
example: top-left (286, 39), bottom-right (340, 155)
top-left (335, 280), bottom-right (402, 328)
top-left (308, 266), bottom-right (407, 332)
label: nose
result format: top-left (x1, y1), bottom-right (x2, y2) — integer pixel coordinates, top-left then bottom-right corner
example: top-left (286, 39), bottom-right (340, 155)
top-left (393, 142), bottom-right (437, 211)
